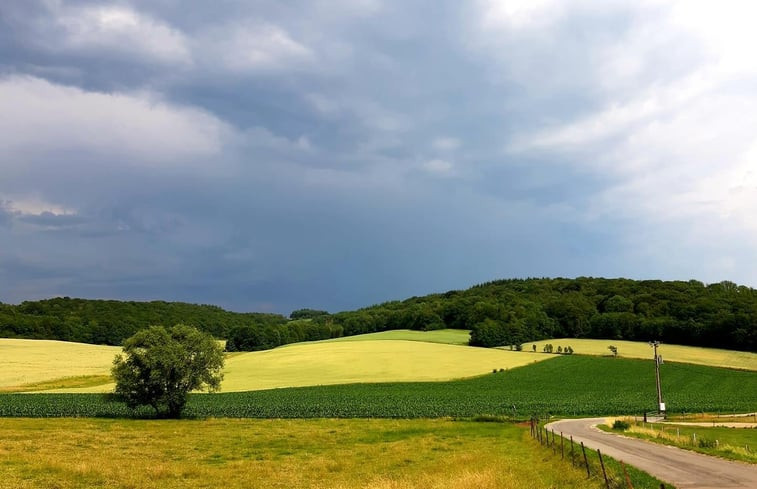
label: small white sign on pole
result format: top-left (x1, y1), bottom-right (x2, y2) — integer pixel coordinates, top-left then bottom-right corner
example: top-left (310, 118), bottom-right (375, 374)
top-left (659, 402), bottom-right (666, 412)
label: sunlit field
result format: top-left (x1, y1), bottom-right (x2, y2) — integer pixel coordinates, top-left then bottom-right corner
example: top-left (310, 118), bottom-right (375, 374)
top-left (0, 417), bottom-right (615, 489)
top-left (1, 336), bottom-right (552, 393)
top-left (322, 329), bottom-right (470, 345)
top-left (220, 340), bottom-right (552, 392)
top-left (522, 338), bottom-right (757, 370)
top-left (0, 339), bottom-right (120, 391)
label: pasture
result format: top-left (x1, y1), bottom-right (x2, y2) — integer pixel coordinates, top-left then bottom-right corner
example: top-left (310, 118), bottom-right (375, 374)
top-left (0, 417), bottom-right (639, 489)
top-left (524, 338), bottom-right (757, 370)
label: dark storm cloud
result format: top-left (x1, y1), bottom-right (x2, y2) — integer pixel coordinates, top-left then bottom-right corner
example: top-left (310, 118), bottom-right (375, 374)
top-left (1, 0), bottom-right (756, 312)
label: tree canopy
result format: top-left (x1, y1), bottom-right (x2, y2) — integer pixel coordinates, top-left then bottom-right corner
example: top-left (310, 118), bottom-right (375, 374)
top-left (112, 324), bottom-right (224, 418)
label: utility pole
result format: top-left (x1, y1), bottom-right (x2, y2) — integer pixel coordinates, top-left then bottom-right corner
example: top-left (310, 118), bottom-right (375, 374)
top-left (650, 341), bottom-right (664, 414)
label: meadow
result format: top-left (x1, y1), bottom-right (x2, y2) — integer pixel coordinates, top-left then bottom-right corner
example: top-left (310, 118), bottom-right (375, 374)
top-left (0, 339), bottom-right (120, 392)
top-left (322, 328), bottom-right (470, 345)
top-left (0, 333), bottom-right (551, 393)
top-left (524, 338), bottom-right (757, 370)
top-left (3, 331), bottom-right (756, 395)
top-left (2, 356), bottom-right (755, 418)
top-left (0, 417), bottom-right (664, 489)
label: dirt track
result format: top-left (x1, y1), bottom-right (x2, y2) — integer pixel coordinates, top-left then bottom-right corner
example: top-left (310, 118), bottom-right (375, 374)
top-left (546, 417), bottom-right (757, 489)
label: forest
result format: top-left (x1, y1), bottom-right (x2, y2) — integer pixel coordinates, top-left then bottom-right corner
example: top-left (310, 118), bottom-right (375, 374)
top-left (1, 277), bottom-right (756, 352)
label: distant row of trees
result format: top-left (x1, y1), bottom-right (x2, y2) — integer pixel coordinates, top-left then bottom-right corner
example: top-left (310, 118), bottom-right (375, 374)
top-left (321, 278), bottom-right (757, 352)
top-left (1, 278), bottom-right (756, 352)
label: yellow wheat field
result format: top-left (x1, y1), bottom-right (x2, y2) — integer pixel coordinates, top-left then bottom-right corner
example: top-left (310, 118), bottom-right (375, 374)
top-left (523, 338), bottom-right (757, 370)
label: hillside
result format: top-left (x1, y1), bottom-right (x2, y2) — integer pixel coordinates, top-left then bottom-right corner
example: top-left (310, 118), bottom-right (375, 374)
top-left (325, 277), bottom-right (757, 352)
top-left (2, 277), bottom-right (757, 352)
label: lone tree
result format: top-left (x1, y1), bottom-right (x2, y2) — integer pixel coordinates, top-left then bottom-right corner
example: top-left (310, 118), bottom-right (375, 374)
top-left (112, 324), bottom-right (224, 418)
top-left (608, 345), bottom-right (618, 357)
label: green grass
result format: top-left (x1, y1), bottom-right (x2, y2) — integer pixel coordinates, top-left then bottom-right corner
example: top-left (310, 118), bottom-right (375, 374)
top-left (600, 419), bottom-right (757, 464)
top-left (322, 329), bottom-right (471, 345)
top-left (524, 338), bottom-right (757, 370)
top-left (0, 375), bottom-right (112, 393)
top-left (0, 417), bottom-right (613, 489)
top-left (2, 356), bottom-right (755, 418)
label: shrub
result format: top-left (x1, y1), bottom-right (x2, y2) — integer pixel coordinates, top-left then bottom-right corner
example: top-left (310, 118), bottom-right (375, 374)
top-left (612, 419), bottom-right (630, 431)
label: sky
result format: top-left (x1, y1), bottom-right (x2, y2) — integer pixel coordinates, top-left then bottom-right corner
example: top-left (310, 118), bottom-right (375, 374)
top-left (2, 0), bottom-right (757, 314)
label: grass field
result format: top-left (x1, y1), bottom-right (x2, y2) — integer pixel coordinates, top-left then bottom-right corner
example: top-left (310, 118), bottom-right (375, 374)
top-left (322, 329), bottom-right (470, 345)
top-left (2, 337), bottom-right (551, 393)
top-left (2, 356), bottom-right (755, 418)
top-left (602, 419), bottom-right (757, 464)
top-left (220, 340), bottom-right (549, 392)
top-left (2, 334), bottom-right (755, 395)
top-left (523, 338), bottom-right (757, 370)
top-left (0, 339), bottom-right (120, 391)
top-left (0, 417), bottom-right (664, 489)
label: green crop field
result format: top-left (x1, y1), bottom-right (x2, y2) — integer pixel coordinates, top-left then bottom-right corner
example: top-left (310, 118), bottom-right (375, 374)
top-left (2, 356), bottom-right (755, 418)
top-left (523, 338), bottom-right (757, 370)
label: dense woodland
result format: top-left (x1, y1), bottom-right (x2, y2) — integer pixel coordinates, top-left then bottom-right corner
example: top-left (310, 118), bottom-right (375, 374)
top-left (1, 278), bottom-right (756, 352)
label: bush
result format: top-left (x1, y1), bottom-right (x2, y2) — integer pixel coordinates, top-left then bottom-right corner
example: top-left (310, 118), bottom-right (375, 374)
top-left (612, 419), bottom-right (630, 431)
top-left (698, 437), bottom-right (717, 448)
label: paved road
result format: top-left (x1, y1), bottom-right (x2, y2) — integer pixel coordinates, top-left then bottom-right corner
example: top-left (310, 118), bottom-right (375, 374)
top-left (546, 417), bottom-right (757, 489)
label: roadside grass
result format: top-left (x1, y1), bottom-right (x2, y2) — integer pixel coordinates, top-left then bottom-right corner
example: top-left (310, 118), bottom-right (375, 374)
top-left (0, 417), bottom-right (609, 489)
top-left (601, 418), bottom-right (757, 464)
top-left (522, 338), bottom-right (757, 370)
top-left (322, 328), bottom-right (470, 345)
top-left (666, 413), bottom-right (757, 423)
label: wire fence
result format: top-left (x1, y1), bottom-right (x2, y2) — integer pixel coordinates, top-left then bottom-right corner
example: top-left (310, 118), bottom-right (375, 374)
top-left (529, 418), bottom-right (671, 489)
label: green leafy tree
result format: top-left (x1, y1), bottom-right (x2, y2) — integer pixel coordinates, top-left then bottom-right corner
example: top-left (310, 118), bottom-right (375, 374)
top-left (112, 324), bottom-right (224, 418)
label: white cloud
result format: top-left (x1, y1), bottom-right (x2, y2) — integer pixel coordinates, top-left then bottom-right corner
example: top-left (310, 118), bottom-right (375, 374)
top-left (53, 4), bottom-right (191, 65)
top-left (507, 1), bottom-right (757, 250)
top-left (423, 159), bottom-right (455, 176)
top-left (199, 21), bottom-right (313, 73)
top-left (432, 137), bottom-right (461, 152)
top-left (0, 75), bottom-right (230, 167)
top-left (477, 0), bottom-right (562, 29)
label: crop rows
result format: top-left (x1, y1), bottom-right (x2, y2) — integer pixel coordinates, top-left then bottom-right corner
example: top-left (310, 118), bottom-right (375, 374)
top-left (1, 356), bottom-right (755, 418)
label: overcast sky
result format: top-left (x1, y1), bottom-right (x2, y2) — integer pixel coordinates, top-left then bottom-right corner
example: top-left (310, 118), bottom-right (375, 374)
top-left (2, 0), bottom-right (756, 313)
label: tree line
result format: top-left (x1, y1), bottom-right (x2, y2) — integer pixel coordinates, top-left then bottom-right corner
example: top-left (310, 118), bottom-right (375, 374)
top-left (1, 278), bottom-right (756, 352)
top-left (322, 277), bottom-right (757, 352)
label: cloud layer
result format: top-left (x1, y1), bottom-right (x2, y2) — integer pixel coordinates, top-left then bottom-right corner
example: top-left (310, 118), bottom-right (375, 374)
top-left (1, 0), bottom-right (756, 312)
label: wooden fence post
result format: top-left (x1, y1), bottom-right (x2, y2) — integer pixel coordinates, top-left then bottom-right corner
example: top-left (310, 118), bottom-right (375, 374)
top-left (570, 436), bottom-right (575, 467)
top-left (621, 461), bottom-right (634, 489)
top-left (560, 431), bottom-right (564, 459)
top-left (581, 441), bottom-right (590, 478)
top-left (552, 430), bottom-right (556, 453)
top-left (598, 449), bottom-right (610, 489)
